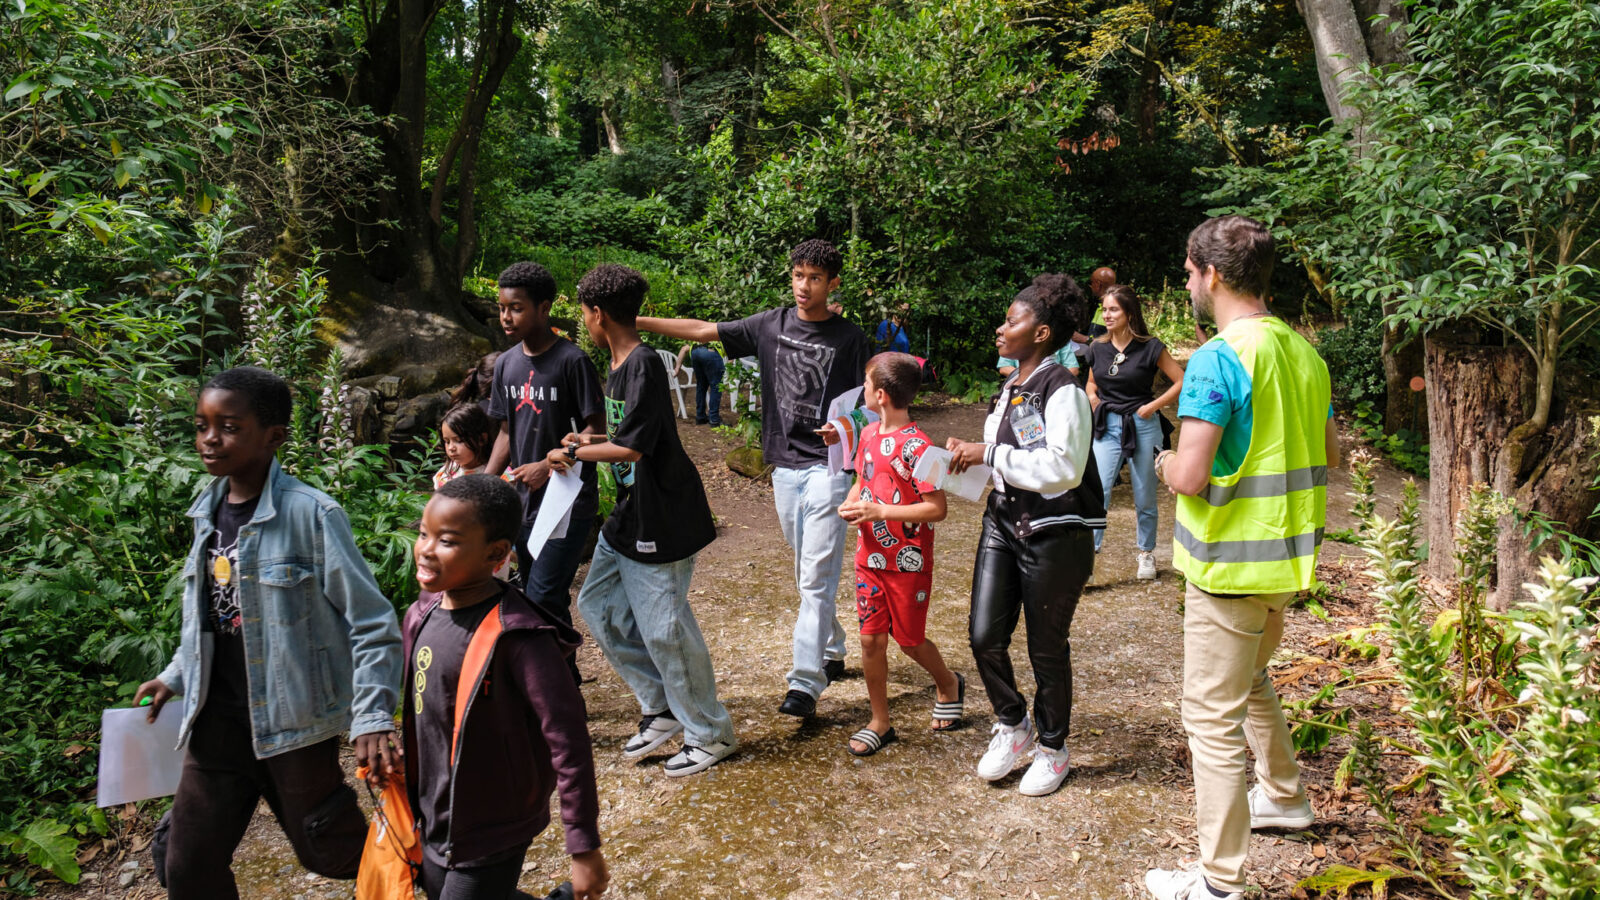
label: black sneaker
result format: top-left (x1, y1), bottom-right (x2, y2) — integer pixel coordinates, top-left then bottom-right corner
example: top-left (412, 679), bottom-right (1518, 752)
top-left (777, 689), bottom-right (816, 718)
top-left (824, 658), bottom-right (846, 684)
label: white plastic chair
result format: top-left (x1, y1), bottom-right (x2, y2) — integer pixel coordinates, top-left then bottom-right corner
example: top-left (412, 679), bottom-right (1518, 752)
top-left (725, 356), bottom-right (760, 413)
top-left (657, 348), bottom-right (694, 418)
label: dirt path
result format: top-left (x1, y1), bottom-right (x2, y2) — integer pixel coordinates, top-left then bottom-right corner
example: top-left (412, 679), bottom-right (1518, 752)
top-left (59, 397), bottom-right (1411, 900)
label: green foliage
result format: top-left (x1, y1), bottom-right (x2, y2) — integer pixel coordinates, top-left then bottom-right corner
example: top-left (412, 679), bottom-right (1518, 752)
top-left (1351, 402), bottom-right (1428, 478)
top-left (1314, 292), bottom-right (1386, 412)
top-left (674, 0), bottom-right (1090, 361)
top-left (0, 820), bottom-right (79, 885)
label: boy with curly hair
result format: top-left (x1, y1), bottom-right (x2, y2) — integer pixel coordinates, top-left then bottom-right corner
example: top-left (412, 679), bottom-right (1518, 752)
top-left (638, 239), bottom-right (869, 718)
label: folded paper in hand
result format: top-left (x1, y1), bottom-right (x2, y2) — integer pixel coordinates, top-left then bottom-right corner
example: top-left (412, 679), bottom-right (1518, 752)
top-left (911, 446), bottom-right (991, 502)
top-left (825, 387), bottom-right (879, 475)
top-left (527, 461), bottom-right (581, 560)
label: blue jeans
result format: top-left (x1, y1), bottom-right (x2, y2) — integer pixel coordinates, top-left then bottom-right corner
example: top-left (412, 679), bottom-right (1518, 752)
top-left (576, 535), bottom-right (734, 748)
top-left (516, 513), bottom-right (593, 682)
top-left (771, 465), bottom-right (852, 698)
top-left (689, 347), bottom-right (724, 425)
top-left (1092, 412), bottom-right (1161, 552)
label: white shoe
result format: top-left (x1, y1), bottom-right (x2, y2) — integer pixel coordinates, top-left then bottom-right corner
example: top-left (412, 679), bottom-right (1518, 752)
top-left (663, 739), bottom-right (737, 776)
top-left (622, 713), bottom-right (683, 759)
top-left (1145, 865), bottom-right (1241, 900)
top-left (1248, 784), bottom-right (1315, 829)
top-left (1137, 551), bottom-right (1157, 580)
top-left (1018, 744), bottom-right (1071, 796)
top-left (976, 716), bottom-right (1035, 781)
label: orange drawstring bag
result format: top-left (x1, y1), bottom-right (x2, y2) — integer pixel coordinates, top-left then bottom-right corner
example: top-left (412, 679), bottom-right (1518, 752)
top-left (355, 766), bottom-right (421, 899)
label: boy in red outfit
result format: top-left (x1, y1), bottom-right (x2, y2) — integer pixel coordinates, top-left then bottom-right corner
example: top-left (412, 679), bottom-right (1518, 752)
top-left (834, 353), bottom-right (964, 756)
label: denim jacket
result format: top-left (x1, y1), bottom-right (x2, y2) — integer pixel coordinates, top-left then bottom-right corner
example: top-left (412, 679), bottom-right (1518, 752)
top-left (157, 458), bottom-right (403, 758)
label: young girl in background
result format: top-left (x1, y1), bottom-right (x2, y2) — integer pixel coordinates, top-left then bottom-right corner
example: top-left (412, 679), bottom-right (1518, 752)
top-left (433, 403), bottom-right (499, 489)
top-left (433, 403), bottom-right (514, 580)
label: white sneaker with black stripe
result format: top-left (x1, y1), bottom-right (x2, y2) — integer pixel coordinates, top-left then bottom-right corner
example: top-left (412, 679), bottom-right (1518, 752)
top-left (623, 713), bottom-right (683, 759)
top-left (663, 739), bottom-right (737, 776)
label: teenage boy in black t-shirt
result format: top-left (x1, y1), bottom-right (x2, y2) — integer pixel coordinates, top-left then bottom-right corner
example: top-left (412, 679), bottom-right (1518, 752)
top-left (637, 239), bottom-right (869, 719)
top-left (550, 264), bottom-right (737, 777)
top-left (484, 262), bottom-right (606, 666)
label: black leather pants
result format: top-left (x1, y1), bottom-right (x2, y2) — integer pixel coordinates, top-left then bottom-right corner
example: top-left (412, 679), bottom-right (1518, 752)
top-left (968, 506), bottom-right (1093, 750)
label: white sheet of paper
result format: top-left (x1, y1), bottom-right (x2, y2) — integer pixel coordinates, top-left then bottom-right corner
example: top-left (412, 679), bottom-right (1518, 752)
top-left (527, 462), bottom-right (582, 560)
top-left (97, 706), bottom-right (183, 807)
top-left (912, 446), bottom-right (992, 502)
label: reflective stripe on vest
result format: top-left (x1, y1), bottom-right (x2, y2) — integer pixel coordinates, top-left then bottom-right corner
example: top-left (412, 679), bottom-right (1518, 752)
top-left (1173, 318), bottom-right (1330, 594)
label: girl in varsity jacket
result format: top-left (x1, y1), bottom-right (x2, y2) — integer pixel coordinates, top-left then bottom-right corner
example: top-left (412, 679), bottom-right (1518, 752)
top-left (945, 273), bottom-right (1105, 798)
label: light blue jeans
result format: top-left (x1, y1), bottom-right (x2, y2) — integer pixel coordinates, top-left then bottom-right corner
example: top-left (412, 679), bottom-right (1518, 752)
top-left (1092, 411), bottom-right (1162, 553)
top-left (771, 464), bottom-right (853, 698)
top-left (576, 535), bottom-right (735, 747)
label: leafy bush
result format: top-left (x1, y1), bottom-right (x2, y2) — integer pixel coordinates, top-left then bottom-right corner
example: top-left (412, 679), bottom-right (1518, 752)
top-left (0, 215), bottom-right (426, 885)
top-left (1358, 495), bottom-right (1600, 897)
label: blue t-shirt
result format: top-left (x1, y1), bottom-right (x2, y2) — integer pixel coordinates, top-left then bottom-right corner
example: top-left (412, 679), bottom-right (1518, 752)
top-left (997, 346), bottom-right (1078, 371)
top-left (1178, 336), bottom-right (1334, 477)
top-left (875, 320), bottom-right (910, 353)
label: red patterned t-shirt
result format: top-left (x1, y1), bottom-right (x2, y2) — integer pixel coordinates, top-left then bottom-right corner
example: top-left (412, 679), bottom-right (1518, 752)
top-left (852, 421), bottom-right (938, 572)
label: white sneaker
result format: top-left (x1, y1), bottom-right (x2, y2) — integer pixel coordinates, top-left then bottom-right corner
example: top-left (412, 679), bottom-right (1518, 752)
top-left (976, 717), bottom-right (1035, 781)
top-left (622, 713), bottom-right (683, 759)
top-left (1145, 865), bottom-right (1241, 900)
top-left (1248, 784), bottom-right (1315, 829)
top-left (1018, 744), bottom-right (1071, 796)
top-left (1137, 551), bottom-right (1157, 580)
top-left (663, 739), bottom-right (737, 776)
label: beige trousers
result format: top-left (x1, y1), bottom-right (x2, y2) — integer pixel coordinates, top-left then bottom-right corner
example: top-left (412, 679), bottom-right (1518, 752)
top-left (1181, 582), bottom-right (1305, 893)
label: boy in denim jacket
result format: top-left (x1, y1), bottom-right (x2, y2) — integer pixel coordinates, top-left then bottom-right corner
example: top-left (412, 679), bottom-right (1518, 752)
top-left (135, 366), bottom-right (403, 899)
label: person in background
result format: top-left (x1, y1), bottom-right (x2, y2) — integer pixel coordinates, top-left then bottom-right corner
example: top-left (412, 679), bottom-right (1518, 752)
top-left (1144, 216), bottom-right (1337, 900)
top-left (673, 342), bottom-right (725, 426)
top-left (875, 302), bottom-right (912, 354)
top-left (1082, 285), bottom-right (1185, 580)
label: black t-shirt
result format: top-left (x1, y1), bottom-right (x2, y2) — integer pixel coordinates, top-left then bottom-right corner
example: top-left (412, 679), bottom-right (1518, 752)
top-left (487, 339), bottom-right (606, 526)
top-left (203, 494), bottom-right (259, 712)
top-left (718, 307), bottom-right (869, 469)
top-left (1083, 337), bottom-right (1167, 407)
top-left (411, 594), bottom-right (500, 867)
top-left (600, 344), bottom-right (716, 564)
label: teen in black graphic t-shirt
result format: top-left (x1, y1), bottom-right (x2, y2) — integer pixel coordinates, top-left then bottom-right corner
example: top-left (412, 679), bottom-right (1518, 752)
top-left (484, 262), bottom-right (606, 674)
top-left (555, 264), bottom-right (737, 777)
top-left (599, 345), bottom-right (716, 562)
top-left (634, 240), bottom-right (867, 717)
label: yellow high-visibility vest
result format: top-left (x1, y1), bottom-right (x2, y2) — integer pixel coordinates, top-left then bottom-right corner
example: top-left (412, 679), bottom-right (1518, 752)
top-left (1173, 317), bottom-right (1331, 594)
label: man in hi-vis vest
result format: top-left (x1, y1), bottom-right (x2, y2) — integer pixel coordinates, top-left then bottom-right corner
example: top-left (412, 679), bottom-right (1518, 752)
top-left (1145, 216), bottom-right (1339, 900)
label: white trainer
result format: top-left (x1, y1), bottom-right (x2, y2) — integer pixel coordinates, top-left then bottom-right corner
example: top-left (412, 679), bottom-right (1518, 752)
top-left (1248, 784), bottom-right (1315, 829)
top-left (1137, 551), bottom-right (1157, 580)
top-left (1017, 744), bottom-right (1071, 796)
top-left (976, 716), bottom-right (1035, 781)
top-left (663, 739), bottom-right (737, 777)
top-left (622, 713), bottom-right (684, 759)
top-left (1145, 865), bottom-right (1242, 900)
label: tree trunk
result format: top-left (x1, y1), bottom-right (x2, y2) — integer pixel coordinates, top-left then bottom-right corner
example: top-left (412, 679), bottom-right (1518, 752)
top-left (1425, 333), bottom-right (1600, 608)
top-left (601, 99), bottom-right (625, 155)
top-left (1381, 320), bottom-right (1424, 433)
top-left (317, 0), bottom-right (494, 390)
top-left (1296, 0), bottom-right (1371, 134)
top-left (661, 56), bottom-right (682, 128)
top-left (1353, 0), bottom-right (1409, 65)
